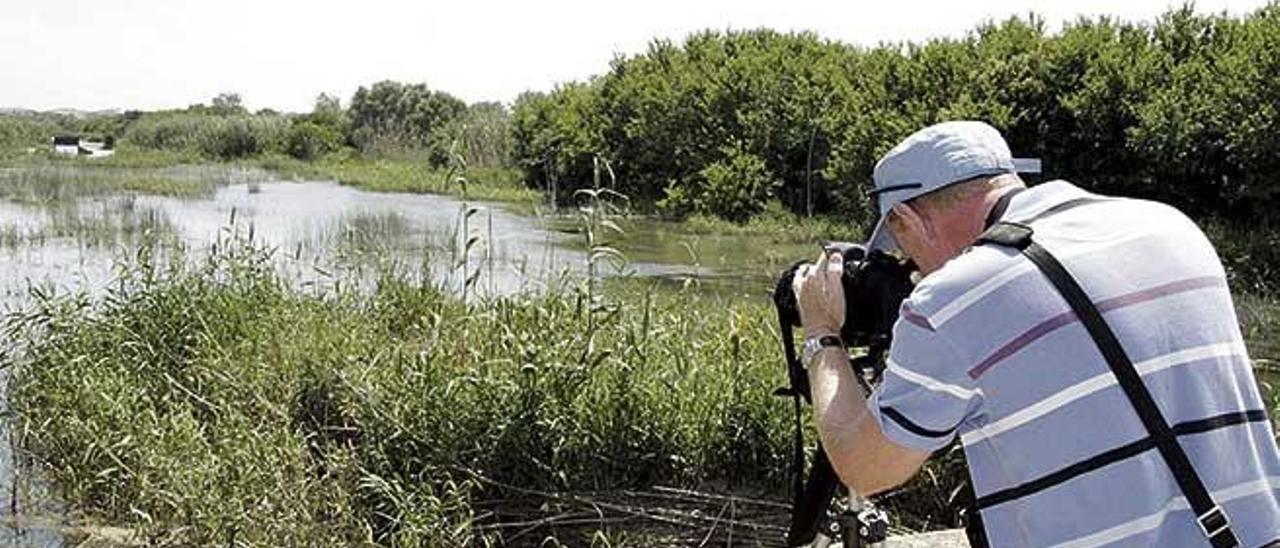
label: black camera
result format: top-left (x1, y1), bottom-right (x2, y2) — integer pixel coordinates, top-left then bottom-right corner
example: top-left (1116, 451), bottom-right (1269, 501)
top-left (771, 242), bottom-right (915, 547)
top-left (772, 243), bottom-right (915, 398)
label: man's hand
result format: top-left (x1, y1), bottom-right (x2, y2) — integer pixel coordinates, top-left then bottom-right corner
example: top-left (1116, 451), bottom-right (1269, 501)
top-left (791, 251), bottom-right (846, 339)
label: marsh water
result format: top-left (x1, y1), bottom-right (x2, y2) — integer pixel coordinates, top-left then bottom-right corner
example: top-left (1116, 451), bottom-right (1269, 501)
top-left (0, 181), bottom-right (704, 303)
top-left (0, 171), bottom-right (789, 546)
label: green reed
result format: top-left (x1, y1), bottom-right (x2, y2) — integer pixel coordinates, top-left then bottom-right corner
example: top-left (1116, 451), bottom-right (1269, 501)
top-left (0, 160), bottom-right (272, 204)
top-left (2, 230), bottom-right (797, 546)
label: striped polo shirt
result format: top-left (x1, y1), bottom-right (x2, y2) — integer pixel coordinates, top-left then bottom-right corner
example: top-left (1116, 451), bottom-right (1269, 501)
top-left (867, 180), bottom-right (1280, 546)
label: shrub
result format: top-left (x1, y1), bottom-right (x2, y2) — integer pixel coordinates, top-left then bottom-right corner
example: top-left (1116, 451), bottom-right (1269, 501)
top-left (285, 121), bottom-right (343, 161)
top-left (123, 113), bottom-right (289, 160)
top-left (659, 143), bottom-right (779, 221)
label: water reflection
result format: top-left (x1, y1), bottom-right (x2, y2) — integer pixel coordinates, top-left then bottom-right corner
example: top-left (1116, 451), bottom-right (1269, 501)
top-left (0, 181), bottom-right (709, 306)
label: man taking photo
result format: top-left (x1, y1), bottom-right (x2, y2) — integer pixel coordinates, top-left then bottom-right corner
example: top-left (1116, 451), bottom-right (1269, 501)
top-left (792, 121), bottom-right (1280, 546)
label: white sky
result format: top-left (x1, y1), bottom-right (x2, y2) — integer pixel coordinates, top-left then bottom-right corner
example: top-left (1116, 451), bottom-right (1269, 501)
top-left (1, 0), bottom-right (1271, 112)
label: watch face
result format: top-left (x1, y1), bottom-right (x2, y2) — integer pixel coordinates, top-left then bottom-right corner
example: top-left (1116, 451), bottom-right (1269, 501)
top-left (802, 337), bottom-right (822, 366)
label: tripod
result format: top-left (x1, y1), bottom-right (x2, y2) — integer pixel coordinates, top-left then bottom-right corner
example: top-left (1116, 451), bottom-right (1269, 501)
top-left (805, 492), bottom-right (889, 548)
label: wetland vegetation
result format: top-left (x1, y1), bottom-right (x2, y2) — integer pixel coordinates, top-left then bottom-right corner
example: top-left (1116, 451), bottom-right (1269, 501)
top-left (0, 3), bottom-right (1278, 547)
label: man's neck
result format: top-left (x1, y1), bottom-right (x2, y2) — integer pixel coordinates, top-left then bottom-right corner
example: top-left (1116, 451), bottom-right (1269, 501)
top-left (939, 184), bottom-right (1025, 256)
top-left (979, 185), bottom-right (1023, 228)
top-left (959, 186), bottom-right (1014, 239)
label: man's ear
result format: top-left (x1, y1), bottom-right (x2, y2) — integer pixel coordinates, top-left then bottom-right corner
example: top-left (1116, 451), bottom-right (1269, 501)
top-left (890, 202), bottom-right (934, 240)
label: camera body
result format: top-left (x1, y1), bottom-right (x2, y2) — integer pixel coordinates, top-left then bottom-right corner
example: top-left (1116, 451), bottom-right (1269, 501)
top-left (772, 242), bottom-right (915, 376)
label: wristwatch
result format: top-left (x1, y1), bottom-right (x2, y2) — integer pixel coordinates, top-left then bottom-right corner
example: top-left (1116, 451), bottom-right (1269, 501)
top-left (802, 335), bottom-right (845, 367)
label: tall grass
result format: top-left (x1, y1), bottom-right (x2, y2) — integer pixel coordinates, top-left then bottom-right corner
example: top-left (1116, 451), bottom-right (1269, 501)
top-left (231, 153), bottom-right (537, 205)
top-left (0, 199), bottom-right (180, 249)
top-left (1239, 293), bottom-right (1280, 360)
top-left (3, 234), bottom-right (797, 545)
top-left (123, 114), bottom-right (291, 160)
top-left (0, 161), bottom-right (274, 203)
top-left (1203, 218), bottom-right (1280, 296)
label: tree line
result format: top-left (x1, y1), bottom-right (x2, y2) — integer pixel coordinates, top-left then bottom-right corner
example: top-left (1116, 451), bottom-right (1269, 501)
top-left (511, 4), bottom-right (1280, 226)
top-left (3, 4), bottom-right (1276, 230)
top-left (0, 85), bottom-right (514, 170)
top-left (127, 86), bottom-right (514, 169)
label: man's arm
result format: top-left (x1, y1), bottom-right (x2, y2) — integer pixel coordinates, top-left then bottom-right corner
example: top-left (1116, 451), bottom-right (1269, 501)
top-left (792, 250), bottom-right (930, 495)
top-left (807, 347), bottom-right (929, 495)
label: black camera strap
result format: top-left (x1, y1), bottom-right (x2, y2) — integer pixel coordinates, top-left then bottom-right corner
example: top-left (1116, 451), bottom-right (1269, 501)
top-left (984, 187), bottom-right (1024, 229)
top-left (772, 269), bottom-right (829, 545)
top-left (976, 220), bottom-right (1239, 548)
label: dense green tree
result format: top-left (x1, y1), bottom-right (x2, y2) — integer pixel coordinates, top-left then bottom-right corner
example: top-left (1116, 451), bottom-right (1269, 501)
top-left (210, 93), bottom-right (247, 116)
top-left (285, 93), bottom-right (351, 160)
top-left (511, 4), bottom-right (1280, 227)
top-left (511, 84), bottom-right (606, 204)
top-left (658, 141), bottom-right (779, 221)
top-left (286, 122), bottom-right (343, 161)
top-left (310, 93), bottom-right (347, 129)
top-left (443, 101), bottom-right (514, 168)
top-left (1220, 3), bottom-right (1280, 214)
top-left (348, 81), bottom-right (466, 160)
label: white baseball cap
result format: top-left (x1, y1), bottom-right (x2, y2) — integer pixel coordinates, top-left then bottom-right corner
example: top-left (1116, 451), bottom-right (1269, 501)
top-left (865, 120), bottom-right (1037, 253)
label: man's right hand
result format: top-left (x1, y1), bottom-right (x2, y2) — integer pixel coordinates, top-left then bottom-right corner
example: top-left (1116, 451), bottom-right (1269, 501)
top-left (792, 251), bottom-right (846, 340)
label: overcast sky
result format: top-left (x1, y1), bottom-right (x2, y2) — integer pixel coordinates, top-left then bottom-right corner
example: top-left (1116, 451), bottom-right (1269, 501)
top-left (2, 0), bottom-right (1271, 112)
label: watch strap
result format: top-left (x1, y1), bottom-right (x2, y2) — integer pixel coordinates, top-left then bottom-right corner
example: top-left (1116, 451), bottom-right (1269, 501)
top-left (802, 335), bottom-right (844, 366)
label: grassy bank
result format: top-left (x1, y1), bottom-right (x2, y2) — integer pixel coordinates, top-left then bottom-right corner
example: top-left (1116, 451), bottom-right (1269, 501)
top-left (1239, 293), bottom-right (1280, 361)
top-left (604, 213), bottom-right (866, 290)
top-left (3, 239), bottom-right (789, 545)
top-left (0, 149), bottom-right (273, 202)
top-left (302, 156), bottom-right (538, 204)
